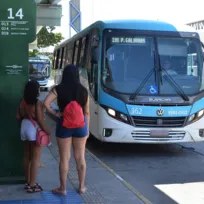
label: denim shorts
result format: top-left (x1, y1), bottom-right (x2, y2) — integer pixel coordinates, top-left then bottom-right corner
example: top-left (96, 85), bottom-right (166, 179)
top-left (56, 116), bottom-right (88, 138)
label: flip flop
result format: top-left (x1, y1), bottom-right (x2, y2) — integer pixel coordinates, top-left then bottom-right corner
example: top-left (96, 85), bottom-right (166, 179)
top-left (52, 188), bottom-right (67, 196)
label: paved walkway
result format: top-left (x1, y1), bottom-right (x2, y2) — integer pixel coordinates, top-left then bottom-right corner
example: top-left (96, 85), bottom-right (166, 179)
top-left (0, 105), bottom-right (149, 204)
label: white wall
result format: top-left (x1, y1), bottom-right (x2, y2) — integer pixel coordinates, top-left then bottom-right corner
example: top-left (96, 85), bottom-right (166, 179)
top-left (80, 0), bottom-right (94, 29)
top-left (197, 31), bottom-right (204, 43)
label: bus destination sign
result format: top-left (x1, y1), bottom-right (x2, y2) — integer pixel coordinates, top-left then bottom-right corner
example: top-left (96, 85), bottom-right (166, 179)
top-left (111, 37), bottom-right (146, 44)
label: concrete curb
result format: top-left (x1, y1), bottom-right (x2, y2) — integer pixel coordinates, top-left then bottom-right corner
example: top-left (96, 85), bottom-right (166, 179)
top-left (86, 148), bottom-right (152, 204)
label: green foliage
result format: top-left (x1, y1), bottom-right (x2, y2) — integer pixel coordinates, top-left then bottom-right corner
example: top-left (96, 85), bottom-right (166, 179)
top-left (29, 49), bottom-right (39, 57)
top-left (37, 26), bottom-right (64, 48)
top-left (50, 69), bottom-right (56, 79)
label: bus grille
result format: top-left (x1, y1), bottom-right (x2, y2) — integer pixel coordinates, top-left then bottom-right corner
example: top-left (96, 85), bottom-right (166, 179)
top-left (132, 116), bottom-right (186, 127)
top-left (131, 130), bottom-right (186, 141)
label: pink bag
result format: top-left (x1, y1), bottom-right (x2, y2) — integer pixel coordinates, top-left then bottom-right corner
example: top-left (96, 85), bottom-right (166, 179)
top-left (24, 100), bottom-right (50, 147)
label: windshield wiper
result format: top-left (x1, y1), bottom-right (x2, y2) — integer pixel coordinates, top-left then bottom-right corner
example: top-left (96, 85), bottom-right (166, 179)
top-left (129, 51), bottom-right (158, 100)
top-left (159, 66), bottom-right (189, 101)
top-left (129, 69), bottom-right (155, 100)
top-left (154, 38), bottom-right (189, 102)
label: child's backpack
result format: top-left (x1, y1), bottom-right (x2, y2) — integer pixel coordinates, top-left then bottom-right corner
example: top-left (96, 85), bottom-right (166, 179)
top-left (62, 101), bottom-right (85, 128)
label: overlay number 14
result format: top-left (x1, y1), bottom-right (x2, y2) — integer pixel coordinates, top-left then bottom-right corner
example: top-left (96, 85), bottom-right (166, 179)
top-left (8, 8), bottom-right (24, 20)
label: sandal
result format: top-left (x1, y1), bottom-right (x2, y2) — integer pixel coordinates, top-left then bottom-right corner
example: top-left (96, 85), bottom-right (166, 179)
top-left (52, 188), bottom-right (67, 196)
top-left (24, 183), bottom-right (30, 190)
top-left (24, 183), bottom-right (41, 190)
top-left (27, 184), bottom-right (43, 193)
top-left (78, 187), bottom-right (87, 194)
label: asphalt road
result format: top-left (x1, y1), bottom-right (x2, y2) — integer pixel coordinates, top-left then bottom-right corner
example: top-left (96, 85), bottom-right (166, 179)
top-left (86, 138), bottom-right (204, 204)
top-left (40, 91), bottom-right (204, 204)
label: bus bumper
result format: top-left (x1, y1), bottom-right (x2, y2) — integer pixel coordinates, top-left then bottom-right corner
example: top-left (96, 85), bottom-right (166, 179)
top-left (97, 108), bottom-right (204, 144)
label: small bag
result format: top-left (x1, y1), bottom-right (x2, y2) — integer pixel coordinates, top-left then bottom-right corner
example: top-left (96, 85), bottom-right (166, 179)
top-left (24, 100), bottom-right (50, 146)
top-left (62, 100), bottom-right (85, 128)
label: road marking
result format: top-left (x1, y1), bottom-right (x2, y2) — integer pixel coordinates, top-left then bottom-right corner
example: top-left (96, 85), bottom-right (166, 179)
top-left (86, 148), bottom-right (152, 204)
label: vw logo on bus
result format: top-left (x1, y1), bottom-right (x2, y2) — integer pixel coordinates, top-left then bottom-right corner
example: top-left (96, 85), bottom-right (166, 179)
top-left (157, 109), bottom-right (164, 116)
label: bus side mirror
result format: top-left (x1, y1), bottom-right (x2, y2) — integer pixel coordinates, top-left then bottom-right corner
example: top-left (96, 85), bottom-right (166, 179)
top-left (91, 47), bottom-right (99, 64)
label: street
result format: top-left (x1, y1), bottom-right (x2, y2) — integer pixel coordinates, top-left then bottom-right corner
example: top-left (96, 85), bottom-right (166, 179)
top-left (87, 138), bottom-right (204, 204)
top-left (40, 91), bottom-right (204, 204)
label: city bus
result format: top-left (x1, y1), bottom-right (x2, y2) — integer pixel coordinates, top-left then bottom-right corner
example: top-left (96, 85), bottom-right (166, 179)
top-left (29, 55), bottom-right (51, 90)
top-left (53, 20), bottom-right (204, 144)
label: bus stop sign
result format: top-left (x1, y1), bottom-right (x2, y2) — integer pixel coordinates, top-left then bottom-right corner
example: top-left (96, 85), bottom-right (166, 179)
top-left (0, 0), bottom-right (36, 42)
top-left (0, 0), bottom-right (36, 183)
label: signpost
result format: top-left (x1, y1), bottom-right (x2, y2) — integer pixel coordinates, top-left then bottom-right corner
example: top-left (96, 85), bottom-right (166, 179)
top-left (69, 0), bottom-right (81, 37)
top-left (0, 0), bottom-right (36, 183)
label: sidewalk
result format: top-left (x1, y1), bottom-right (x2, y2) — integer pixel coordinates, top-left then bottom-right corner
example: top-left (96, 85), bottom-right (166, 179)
top-left (0, 116), bottom-right (148, 204)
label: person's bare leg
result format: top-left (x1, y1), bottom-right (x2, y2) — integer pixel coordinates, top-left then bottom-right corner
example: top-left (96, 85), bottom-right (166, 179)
top-left (23, 141), bottom-right (31, 186)
top-left (28, 142), bottom-right (42, 192)
top-left (72, 136), bottom-right (88, 193)
top-left (52, 137), bottom-right (72, 195)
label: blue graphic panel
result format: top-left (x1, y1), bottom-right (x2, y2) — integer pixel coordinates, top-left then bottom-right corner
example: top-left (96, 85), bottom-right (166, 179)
top-left (190, 97), bottom-right (204, 114)
top-left (0, 191), bottom-right (83, 204)
top-left (23, 200), bottom-right (44, 204)
top-left (99, 88), bottom-right (128, 114)
top-left (41, 191), bottom-right (82, 203)
top-left (126, 104), bottom-right (192, 117)
top-left (98, 83), bottom-right (204, 117)
top-left (0, 201), bottom-right (22, 204)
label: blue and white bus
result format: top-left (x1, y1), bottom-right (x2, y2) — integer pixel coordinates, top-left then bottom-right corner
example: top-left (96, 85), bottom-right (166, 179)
top-left (53, 20), bottom-right (204, 143)
top-left (29, 56), bottom-right (51, 90)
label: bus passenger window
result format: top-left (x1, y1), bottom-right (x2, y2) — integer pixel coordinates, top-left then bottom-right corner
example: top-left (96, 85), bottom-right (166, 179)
top-left (58, 49), bottom-right (62, 69)
top-left (67, 49), bottom-right (73, 64)
top-left (73, 40), bottom-right (79, 65)
top-left (79, 37), bottom-right (87, 67)
top-left (62, 47), bottom-right (67, 68)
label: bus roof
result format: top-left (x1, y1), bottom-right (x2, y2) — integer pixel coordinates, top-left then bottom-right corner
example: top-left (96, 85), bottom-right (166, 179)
top-left (55, 19), bottom-right (197, 50)
top-left (99, 19), bottom-right (195, 32)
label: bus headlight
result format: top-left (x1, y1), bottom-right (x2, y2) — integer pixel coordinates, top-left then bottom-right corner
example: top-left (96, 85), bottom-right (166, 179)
top-left (188, 114), bottom-right (195, 122)
top-left (108, 108), bottom-right (116, 117)
top-left (104, 106), bottom-right (130, 124)
top-left (187, 109), bottom-right (204, 124)
top-left (119, 113), bottom-right (128, 121)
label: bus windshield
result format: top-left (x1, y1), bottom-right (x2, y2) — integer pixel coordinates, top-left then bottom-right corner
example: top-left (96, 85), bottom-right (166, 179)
top-left (103, 34), bottom-right (204, 96)
top-left (29, 60), bottom-right (50, 80)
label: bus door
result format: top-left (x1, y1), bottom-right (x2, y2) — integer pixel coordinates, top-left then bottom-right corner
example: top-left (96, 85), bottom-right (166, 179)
top-left (89, 62), bottom-right (99, 137)
top-left (89, 33), bottom-right (100, 138)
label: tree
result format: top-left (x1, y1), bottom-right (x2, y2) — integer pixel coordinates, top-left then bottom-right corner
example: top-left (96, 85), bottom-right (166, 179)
top-left (29, 49), bottom-right (39, 57)
top-left (37, 26), bottom-right (64, 48)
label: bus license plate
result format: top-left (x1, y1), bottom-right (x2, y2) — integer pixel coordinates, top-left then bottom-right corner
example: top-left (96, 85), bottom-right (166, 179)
top-left (150, 129), bottom-right (169, 137)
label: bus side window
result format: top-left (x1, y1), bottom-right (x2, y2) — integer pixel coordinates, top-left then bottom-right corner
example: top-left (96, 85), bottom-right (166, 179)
top-left (58, 49), bottom-right (62, 69)
top-left (60, 47), bottom-right (65, 69)
top-left (62, 46), bottom-right (67, 68)
top-left (66, 42), bottom-right (74, 65)
top-left (79, 36), bottom-right (88, 68)
top-left (53, 51), bottom-right (56, 69)
top-left (89, 30), bottom-right (100, 101)
top-left (55, 49), bottom-right (60, 69)
top-left (67, 49), bottom-right (73, 64)
top-left (73, 40), bottom-right (79, 65)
